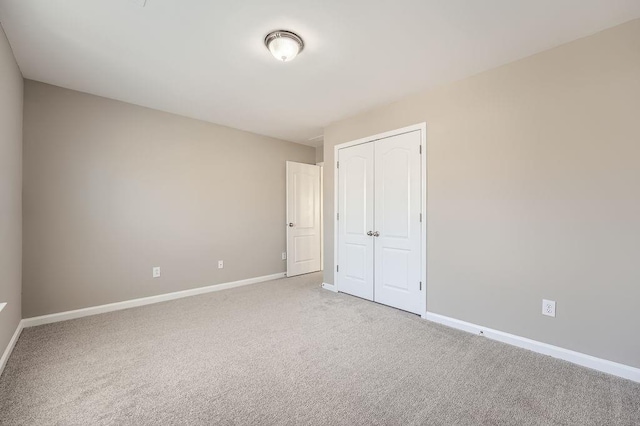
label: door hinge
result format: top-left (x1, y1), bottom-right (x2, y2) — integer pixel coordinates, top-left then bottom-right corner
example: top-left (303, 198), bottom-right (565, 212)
top-left (419, 145), bottom-right (422, 154)
top-left (420, 281), bottom-right (422, 290)
top-left (336, 265), bottom-right (339, 273)
top-left (337, 212), bottom-right (339, 220)
top-left (419, 213), bottom-right (422, 222)
top-left (337, 161), bottom-right (339, 169)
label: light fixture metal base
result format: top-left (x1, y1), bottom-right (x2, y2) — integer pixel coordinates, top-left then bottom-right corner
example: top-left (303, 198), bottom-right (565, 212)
top-left (264, 30), bottom-right (305, 53)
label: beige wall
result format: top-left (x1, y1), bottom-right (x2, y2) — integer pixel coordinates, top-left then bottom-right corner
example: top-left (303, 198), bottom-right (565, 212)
top-left (23, 81), bottom-right (315, 317)
top-left (315, 145), bottom-right (324, 163)
top-left (0, 25), bottom-right (23, 354)
top-left (323, 19), bottom-right (640, 368)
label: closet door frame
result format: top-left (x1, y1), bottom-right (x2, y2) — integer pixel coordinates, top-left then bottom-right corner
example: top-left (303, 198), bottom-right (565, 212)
top-left (333, 123), bottom-right (427, 316)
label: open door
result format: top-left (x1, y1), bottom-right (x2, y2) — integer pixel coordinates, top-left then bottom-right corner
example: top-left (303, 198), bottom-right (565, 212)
top-left (286, 161), bottom-right (321, 277)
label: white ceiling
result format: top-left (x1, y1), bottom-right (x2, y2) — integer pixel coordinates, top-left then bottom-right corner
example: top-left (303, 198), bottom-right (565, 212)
top-left (1, 1), bottom-right (639, 146)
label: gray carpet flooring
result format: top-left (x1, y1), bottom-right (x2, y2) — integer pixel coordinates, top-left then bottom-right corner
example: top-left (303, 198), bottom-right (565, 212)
top-left (1, 272), bottom-right (638, 425)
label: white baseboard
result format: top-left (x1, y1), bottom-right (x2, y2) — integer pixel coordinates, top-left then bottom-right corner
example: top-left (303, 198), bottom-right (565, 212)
top-left (0, 320), bottom-right (25, 377)
top-left (423, 312), bottom-right (640, 383)
top-left (321, 282), bottom-right (337, 292)
top-left (22, 272), bottom-right (286, 328)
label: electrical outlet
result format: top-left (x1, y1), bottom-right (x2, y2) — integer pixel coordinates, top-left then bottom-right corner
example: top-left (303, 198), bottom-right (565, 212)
top-left (282, 252), bottom-right (287, 260)
top-left (152, 267), bottom-right (161, 278)
top-left (542, 299), bottom-right (556, 317)
top-left (218, 260), bottom-right (224, 269)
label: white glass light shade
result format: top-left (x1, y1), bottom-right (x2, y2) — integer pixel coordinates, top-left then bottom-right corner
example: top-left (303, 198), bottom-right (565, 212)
top-left (268, 37), bottom-right (300, 62)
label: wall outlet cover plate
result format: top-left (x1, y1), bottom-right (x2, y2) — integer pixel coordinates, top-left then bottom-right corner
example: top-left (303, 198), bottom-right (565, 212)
top-left (542, 299), bottom-right (556, 317)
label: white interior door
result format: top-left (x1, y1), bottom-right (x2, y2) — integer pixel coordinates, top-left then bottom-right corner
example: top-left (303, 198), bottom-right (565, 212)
top-left (337, 143), bottom-right (374, 300)
top-left (373, 131), bottom-right (422, 314)
top-left (286, 162), bottom-right (321, 277)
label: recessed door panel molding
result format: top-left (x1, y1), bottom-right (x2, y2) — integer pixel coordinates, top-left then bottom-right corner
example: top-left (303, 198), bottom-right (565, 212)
top-left (344, 156), bottom-right (368, 236)
top-left (293, 235), bottom-right (314, 262)
top-left (334, 123), bottom-right (426, 315)
top-left (294, 172), bottom-right (315, 229)
top-left (345, 243), bottom-right (367, 281)
top-left (381, 147), bottom-right (411, 239)
top-left (286, 162), bottom-right (321, 277)
top-left (337, 143), bottom-right (374, 300)
top-left (381, 247), bottom-right (410, 291)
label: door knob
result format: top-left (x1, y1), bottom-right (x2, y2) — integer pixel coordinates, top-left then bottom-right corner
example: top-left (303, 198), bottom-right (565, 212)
top-left (373, 231), bottom-right (380, 237)
top-left (288, 223), bottom-right (294, 227)
top-left (367, 231), bottom-right (373, 236)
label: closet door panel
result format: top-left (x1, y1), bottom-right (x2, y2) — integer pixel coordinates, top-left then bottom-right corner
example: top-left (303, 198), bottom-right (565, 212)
top-left (337, 143), bottom-right (374, 300)
top-left (373, 131), bottom-right (422, 314)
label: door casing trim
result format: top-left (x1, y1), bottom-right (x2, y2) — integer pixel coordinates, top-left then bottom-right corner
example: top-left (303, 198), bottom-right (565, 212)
top-left (333, 123), bottom-right (427, 315)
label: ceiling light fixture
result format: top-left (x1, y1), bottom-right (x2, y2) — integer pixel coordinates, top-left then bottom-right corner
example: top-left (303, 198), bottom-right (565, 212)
top-left (264, 30), bottom-right (304, 62)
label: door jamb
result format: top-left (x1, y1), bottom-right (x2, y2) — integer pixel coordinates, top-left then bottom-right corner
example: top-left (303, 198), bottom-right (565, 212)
top-left (316, 162), bottom-right (324, 271)
top-left (333, 123), bottom-right (427, 316)
top-left (286, 161), bottom-right (291, 276)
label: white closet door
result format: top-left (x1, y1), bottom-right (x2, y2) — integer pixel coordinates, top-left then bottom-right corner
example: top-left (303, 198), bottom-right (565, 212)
top-left (286, 162), bottom-right (321, 277)
top-left (373, 131), bottom-right (422, 314)
top-left (337, 143), bottom-right (374, 300)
